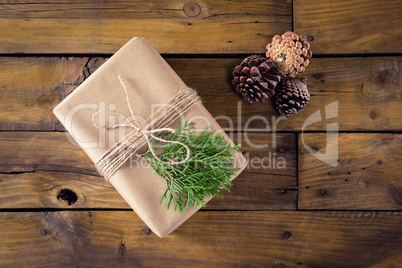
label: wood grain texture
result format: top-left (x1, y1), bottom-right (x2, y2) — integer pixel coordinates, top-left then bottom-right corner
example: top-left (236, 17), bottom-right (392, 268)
top-left (0, 132), bottom-right (296, 210)
top-left (294, 0), bottom-right (402, 54)
top-left (0, 0), bottom-right (291, 54)
top-left (0, 56), bottom-right (401, 131)
top-left (299, 133), bottom-right (402, 210)
top-left (0, 57), bottom-right (90, 131)
top-left (0, 211), bottom-right (400, 267)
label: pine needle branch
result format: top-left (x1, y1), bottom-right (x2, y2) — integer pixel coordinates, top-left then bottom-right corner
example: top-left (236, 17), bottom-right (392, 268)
top-left (142, 121), bottom-right (240, 213)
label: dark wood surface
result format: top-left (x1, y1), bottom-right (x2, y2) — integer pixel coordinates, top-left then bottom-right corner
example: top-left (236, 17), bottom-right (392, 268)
top-left (0, 0), bottom-right (401, 267)
top-left (294, 0), bottom-right (402, 54)
top-left (299, 133), bottom-right (402, 210)
top-left (0, 0), bottom-right (291, 54)
top-left (1, 211), bottom-right (401, 267)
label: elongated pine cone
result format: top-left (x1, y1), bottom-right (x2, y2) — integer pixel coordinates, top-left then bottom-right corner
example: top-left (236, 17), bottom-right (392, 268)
top-left (273, 77), bottom-right (310, 117)
top-left (232, 55), bottom-right (281, 104)
top-left (266, 31), bottom-right (312, 78)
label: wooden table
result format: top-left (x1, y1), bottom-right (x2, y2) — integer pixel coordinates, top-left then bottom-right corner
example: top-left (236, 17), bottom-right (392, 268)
top-left (1, 0), bottom-right (401, 267)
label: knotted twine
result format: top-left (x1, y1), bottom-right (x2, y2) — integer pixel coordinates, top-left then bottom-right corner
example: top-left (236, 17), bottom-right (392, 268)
top-left (92, 76), bottom-right (201, 181)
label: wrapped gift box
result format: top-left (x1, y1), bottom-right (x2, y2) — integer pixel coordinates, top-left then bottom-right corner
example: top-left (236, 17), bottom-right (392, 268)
top-left (53, 37), bottom-right (247, 237)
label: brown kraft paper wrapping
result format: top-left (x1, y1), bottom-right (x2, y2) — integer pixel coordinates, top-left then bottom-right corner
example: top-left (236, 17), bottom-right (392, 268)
top-left (53, 37), bottom-right (247, 237)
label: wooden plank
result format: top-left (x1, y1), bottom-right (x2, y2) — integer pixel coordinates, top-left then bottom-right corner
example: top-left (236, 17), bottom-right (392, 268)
top-left (0, 132), bottom-right (297, 210)
top-left (0, 0), bottom-right (291, 54)
top-left (1, 56), bottom-right (401, 131)
top-left (0, 211), bottom-right (400, 267)
top-left (299, 133), bottom-right (402, 210)
top-left (294, 0), bottom-right (402, 54)
top-left (0, 57), bottom-right (89, 131)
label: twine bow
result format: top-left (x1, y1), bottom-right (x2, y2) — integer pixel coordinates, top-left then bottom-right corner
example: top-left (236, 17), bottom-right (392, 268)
top-left (92, 75), bottom-right (201, 181)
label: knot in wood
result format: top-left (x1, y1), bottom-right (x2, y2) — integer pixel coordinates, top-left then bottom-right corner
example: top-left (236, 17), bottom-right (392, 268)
top-left (369, 110), bottom-right (378, 120)
top-left (183, 2), bottom-right (201, 17)
top-left (374, 68), bottom-right (399, 89)
top-left (358, 178), bottom-right (373, 189)
top-left (57, 188), bottom-right (78, 206)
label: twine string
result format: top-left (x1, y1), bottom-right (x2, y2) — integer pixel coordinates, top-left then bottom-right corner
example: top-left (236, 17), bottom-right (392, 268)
top-left (92, 75), bottom-right (200, 180)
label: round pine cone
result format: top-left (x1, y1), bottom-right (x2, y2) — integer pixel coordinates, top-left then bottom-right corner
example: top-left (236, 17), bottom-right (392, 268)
top-left (273, 77), bottom-right (310, 117)
top-left (232, 55), bottom-right (281, 104)
top-left (266, 31), bottom-right (312, 78)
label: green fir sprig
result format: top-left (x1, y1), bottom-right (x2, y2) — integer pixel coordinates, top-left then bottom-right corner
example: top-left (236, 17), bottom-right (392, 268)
top-left (142, 121), bottom-right (241, 213)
